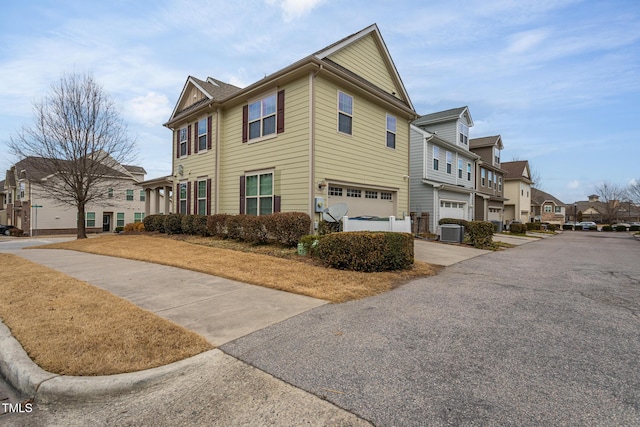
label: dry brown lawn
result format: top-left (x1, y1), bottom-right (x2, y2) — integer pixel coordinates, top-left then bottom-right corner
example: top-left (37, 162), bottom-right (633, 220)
top-left (36, 234), bottom-right (439, 303)
top-left (0, 253), bottom-right (213, 376)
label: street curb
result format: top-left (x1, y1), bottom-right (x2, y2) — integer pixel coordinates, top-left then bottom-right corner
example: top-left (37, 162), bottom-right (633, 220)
top-left (0, 320), bottom-right (220, 404)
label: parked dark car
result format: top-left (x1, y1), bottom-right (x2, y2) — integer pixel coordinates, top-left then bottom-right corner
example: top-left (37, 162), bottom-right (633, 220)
top-left (0, 224), bottom-right (17, 236)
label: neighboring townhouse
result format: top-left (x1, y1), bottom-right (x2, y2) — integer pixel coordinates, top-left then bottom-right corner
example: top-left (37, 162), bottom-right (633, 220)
top-left (3, 157), bottom-right (147, 235)
top-left (531, 188), bottom-right (565, 225)
top-left (0, 180), bottom-right (7, 224)
top-left (469, 135), bottom-right (506, 228)
top-left (153, 24), bottom-right (416, 230)
top-left (410, 106), bottom-right (479, 233)
top-left (502, 160), bottom-right (533, 224)
top-left (571, 195), bottom-right (639, 224)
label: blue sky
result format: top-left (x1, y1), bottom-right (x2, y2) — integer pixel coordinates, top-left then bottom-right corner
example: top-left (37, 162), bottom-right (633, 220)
top-left (1, 0), bottom-right (639, 204)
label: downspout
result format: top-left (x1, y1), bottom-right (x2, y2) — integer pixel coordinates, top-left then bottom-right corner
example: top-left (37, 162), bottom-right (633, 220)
top-left (309, 64), bottom-right (323, 233)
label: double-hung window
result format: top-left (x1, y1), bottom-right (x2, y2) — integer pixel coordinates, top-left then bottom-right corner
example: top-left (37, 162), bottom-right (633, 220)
top-left (488, 171), bottom-right (493, 189)
top-left (197, 118), bottom-right (207, 151)
top-left (338, 91), bottom-right (353, 135)
top-left (248, 94), bottom-right (276, 140)
top-left (498, 176), bottom-right (503, 191)
top-left (86, 212), bottom-right (96, 227)
top-left (179, 127), bottom-right (188, 156)
top-left (481, 169), bottom-right (486, 186)
top-left (459, 122), bottom-right (469, 145)
top-left (446, 151), bottom-right (453, 174)
top-left (386, 114), bottom-right (396, 149)
top-left (116, 213), bottom-right (125, 227)
top-left (134, 212), bottom-right (145, 223)
top-left (179, 182), bottom-right (187, 214)
top-left (197, 180), bottom-right (207, 215)
top-left (139, 190), bottom-right (145, 202)
top-left (126, 189), bottom-right (134, 201)
top-left (458, 159), bottom-right (463, 179)
top-left (108, 188), bottom-right (113, 199)
top-left (467, 163), bottom-right (472, 181)
top-left (433, 146), bottom-right (439, 170)
top-left (246, 172), bottom-right (273, 216)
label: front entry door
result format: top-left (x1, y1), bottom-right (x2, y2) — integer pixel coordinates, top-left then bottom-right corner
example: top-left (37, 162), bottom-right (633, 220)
top-left (103, 214), bottom-right (111, 232)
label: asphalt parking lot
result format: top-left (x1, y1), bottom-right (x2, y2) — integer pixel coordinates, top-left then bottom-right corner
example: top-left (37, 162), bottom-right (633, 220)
top-left (223, 231), bottom-right (640, 426)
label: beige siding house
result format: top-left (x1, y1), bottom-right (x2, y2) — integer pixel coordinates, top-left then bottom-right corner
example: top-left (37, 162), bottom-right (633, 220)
top-left (3, 157), bottom-right (146, 235)
top-left (502, 160), bottom-right (533, 225)
top-left (157, 24), bottom-right (416, 229)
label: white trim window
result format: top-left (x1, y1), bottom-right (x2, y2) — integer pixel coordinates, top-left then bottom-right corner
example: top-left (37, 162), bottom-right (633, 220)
top-left (488, 171), bottom-right (493, 190)
top-left (86, 212), bottom-right (96, 227)
top-left (386, 114), bottom-right (396, 149)
top-left (498, 176), bottom-right (503, 192)
top-left (139, 190), bottom-right (145, 202)
top-left (179, 182), bottom-right (187, 214)
top-left (116, 212), bottom-right (125, 227)
top-left (446, 151), bottom-right (453, 174)
top-left (246, 172), bottom-right (273, 216)
top-left (381, 192), bottom-right (392, 200)
top-left (458, 159), bottom-right (463, 179)
top-left (433, 146), bottom-right (439, 170)
top-left (544, 205), bottom-right (552, 213)
top-left (459, 122), bottom-right (469, 145)
top-left (467, 163), bottom-right (472, 181)
top-left (179, 127), bottom-right (188, 156)
top-left (197, 180), bottom-right (207, 215)
top-left (134, 212), bottom-right (145, 223)
top-left (248, 94), bottom-right (276, 140)
top-left (197, 118), bottom-right (207, 151)
top-left (481, 168), bottom-right (486, 187)
top-left (338, 91), bottom-right (353, 135)
top-left (126, 189), bottom-right (134, 201)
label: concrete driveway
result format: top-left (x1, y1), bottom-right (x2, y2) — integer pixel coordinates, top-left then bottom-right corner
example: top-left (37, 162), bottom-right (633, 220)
top-left (222, 232), bottom-right (640, 426)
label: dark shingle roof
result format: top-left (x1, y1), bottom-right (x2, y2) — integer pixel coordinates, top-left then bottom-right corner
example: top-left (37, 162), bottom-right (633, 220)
top-left (413, 106), bottom-right (468, 126)
top-left (15, 156), bottom-right (131, 182)
top-left (469, 135), bottom-right (503, 150)
top-left (191, 76), bottom-right (242, 101)
top-left (531, 188), bottom-right (565, 207)
top-left (501, 160), bottom-right (530, 181)
top-left (123, 165), bottom-right (147, 175)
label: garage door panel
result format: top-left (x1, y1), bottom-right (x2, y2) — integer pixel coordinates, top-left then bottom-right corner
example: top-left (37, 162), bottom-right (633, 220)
top-left (327, 185), bottom-right (395, 217)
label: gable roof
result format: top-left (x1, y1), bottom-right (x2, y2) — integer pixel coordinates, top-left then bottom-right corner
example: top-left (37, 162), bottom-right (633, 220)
top-left (413, 106), bottom-right (473, 127)
top-left (531, 188), bottom-right (565, 207)
top-left (501, 160), bottom-right (532, 183)
top-left (13, 156), bottom-right (138, 183)
top-left (166, 23), bottom-right (415, 127)
top-left (469, 135), bottom-right (503, 150)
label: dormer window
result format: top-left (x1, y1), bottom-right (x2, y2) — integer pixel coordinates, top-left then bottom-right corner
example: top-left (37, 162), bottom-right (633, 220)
top-left (493, 146), bottom-right (500, 165)
top-left (458, 122), bottom-right (469, 145)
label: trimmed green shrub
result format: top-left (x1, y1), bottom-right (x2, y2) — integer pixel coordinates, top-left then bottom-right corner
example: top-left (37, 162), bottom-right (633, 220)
top-left (267, 212), bottom-right (311, 247)
top-left (143, 214), bottom-right (166, 233)
top-left (191, 215), bottom-right (209, 236)
top-left (562, 224), bottom-right (573, 230)
top-left (241, 215), bottom-right (269, 244)
top-left (615, 225), bottom-right (628, 232)
top-left (317, 231), bottom-right (414, 272)
top-left (509, 223), bottom-right (528, 234)
top-left (466, 221), bottom-right (494, 249)
top-left (181, 214), bottom-right (195, 235)
top-left (163, 214), bottom-right (183, 235)
top-left (547, 224), bottom-right (557, 232)
top-left (439, 218), bottom-right (470, 228)
top-left (318, 220), bottom-right (340, 235)
top-left (298, 234), bottom-right (325, 257)
top-left (206, 214), bottom-right (230, 238)
top-left (526, 222), bottom-right (541, 231)
top-left (602, 225), bottom-right (613, 232)
top-left (226, 215), bottom-right (245, 240)
top-left (630, 225), bottom-right (640, 232)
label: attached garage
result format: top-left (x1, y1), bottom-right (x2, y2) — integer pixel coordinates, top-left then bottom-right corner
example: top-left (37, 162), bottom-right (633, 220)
top-left (326, 184), bottom-right (396, 217)
top-left (439, 200), bottom-right (465, 219)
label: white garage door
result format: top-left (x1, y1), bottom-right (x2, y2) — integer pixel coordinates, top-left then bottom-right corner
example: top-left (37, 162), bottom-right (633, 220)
top-left (327, 185), bottom-right (395, 218)
top-left (440, 200), bottom-right (465, 219)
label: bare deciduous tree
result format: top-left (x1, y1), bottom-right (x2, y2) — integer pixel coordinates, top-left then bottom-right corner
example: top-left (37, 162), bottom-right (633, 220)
top-left (9, 72), bottom-right (137, 238)
top-left (628, 179), bottom-right (640, 204)
top-left (594, 181), bottom-right (628, 223)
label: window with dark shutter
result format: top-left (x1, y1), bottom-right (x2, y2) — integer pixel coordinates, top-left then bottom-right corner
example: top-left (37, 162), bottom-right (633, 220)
top-left (242, 106), bottom-right (248, 143)
top-left (277, 90), bottom-right (285, 134)
top-left (194, 121), bottom-right (199, 154)
top-left (274, 195), bottom-right (281, 213)
top-left (176, 131), bottom-right (180, 159)
top-left (207, 116), bottom-right (212, 150)
top-left (186, 181), bottom-right (192, 215)
top-left (206, 178), bottom-right (212, 215)
top-left (239, 176), bottom-right (246, 214)
top-left (187, 125), bottom-right (192, 155)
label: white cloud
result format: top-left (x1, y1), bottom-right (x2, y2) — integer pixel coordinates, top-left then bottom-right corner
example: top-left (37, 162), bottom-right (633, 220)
top-left (265, 0), bottom-right (325, 22)
top-left (567, 180), bottom-right (581, 190)
top-left (504, 28), bottom-right (550, 55)
top-left (126, 92), bottom-right (172, 127)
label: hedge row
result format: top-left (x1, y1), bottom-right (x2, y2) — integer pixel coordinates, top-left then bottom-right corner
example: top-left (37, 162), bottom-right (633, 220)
top-left (438, 218), bottom-right (494, 249)
top-left (143, 212), bottom-right (310, 247)
top-left (316, 231), bottom-right (414, 272)
top-left (508, 223), bottom-right (528, 234)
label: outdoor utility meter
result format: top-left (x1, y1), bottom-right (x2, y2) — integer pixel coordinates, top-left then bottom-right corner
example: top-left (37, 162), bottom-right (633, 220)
top-left (314, 197), bottom-right (325, 213)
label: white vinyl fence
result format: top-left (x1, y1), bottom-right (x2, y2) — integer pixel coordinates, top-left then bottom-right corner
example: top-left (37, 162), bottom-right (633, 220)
top-left (341, 216), bottom-right (412, 233)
